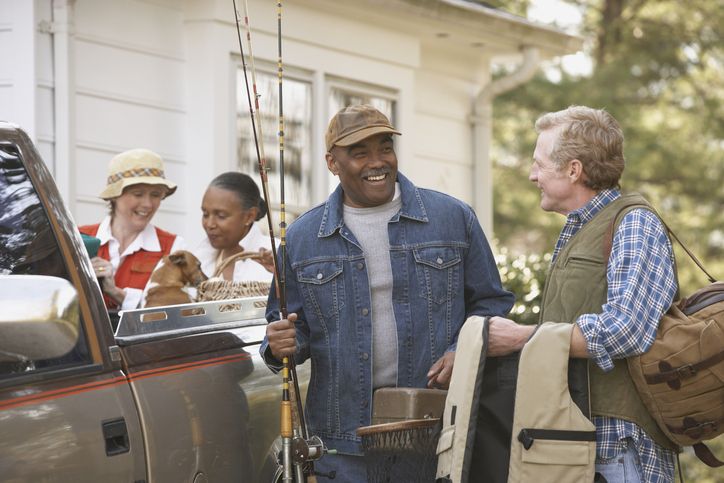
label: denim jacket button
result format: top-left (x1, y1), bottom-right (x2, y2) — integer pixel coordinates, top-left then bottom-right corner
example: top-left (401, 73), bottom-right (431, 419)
top-left (361, 352), bottom-right (369, 360)
top-left (436, 257), bottom-right (443, 264)
top-left (362, 308), bottom-right (369, 316)
top-left (316, 272), bottom-right (323, 280)
top-left (356, 262), bottom-right (364, 270)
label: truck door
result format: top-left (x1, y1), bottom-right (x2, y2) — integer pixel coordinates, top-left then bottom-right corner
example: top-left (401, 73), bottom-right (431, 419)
top-left (0, 138), bottom-right (147, 482)
top-left (115, 301), bottom-right (273, 483)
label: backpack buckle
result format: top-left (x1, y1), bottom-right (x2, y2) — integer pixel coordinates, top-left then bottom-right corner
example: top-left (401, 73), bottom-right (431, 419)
top-left (675, 364), bottom-right (697, 380)
top-left (682, 419), bottom-right (718, 439)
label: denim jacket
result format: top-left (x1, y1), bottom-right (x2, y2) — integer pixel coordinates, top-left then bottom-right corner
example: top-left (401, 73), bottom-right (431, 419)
top-left (261, 173), bottom-right (513, 454)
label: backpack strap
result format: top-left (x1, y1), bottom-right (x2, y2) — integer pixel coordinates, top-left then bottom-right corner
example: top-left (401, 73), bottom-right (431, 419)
top-left (659, 221), bottom-right (716, 283)
top-left (604, 199), bottom-right (717, 283)
top-left (692, 443), bottom-right (724, 468)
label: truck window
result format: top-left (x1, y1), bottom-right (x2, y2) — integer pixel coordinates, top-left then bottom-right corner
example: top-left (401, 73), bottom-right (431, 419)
top-left (0, 145), bottom-right (91, 376)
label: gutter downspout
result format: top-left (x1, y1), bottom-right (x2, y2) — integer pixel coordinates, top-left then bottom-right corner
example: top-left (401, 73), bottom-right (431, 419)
top-left (472, 45), bottom-right (539, 237)
top-left (51, 0), bottom-right (76, 209)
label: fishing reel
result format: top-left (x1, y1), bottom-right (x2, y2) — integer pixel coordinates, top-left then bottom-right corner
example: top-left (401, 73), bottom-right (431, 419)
top-left (273, 435), bottom-right (337, 483)
top-left (292, 434), bottom-right (329, 464)
top-left (273, 434), bottom-right (337, 482)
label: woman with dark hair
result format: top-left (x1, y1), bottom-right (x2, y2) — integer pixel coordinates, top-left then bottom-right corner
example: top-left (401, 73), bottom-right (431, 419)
top-left (194, 172), bottom-right (274, 283)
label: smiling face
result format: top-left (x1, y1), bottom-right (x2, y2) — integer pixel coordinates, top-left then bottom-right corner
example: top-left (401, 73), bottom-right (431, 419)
top-left (113, 183), bottom-right (166, 231)
top-left (326, 133), bottom-right (398, 208)
top-left (201, 186), bottom-right (258, 250)
top-left (529, 128), bottom-right (578, 215)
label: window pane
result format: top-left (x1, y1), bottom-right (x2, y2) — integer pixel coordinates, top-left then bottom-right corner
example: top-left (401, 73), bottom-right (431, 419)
top-left (329, 90), bottom-right (395, 124)
top-left (0, 145), bottom-right (90, 377)
top-left (236, 69), bottom-right (312, 215)
top-left (0, 146), bottom-right (67, 278)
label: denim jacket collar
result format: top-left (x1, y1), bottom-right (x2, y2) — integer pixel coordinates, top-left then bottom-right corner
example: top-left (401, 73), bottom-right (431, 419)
top-left (317, 172), bottom-right (428, 238)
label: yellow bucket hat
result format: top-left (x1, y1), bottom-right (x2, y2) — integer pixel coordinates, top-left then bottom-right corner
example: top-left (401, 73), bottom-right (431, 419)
top-left (99, 148), bottom-right (177, 200)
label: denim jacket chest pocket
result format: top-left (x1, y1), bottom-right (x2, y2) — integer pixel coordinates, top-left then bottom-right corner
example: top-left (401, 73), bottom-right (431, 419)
top-left (413, 246), bottom-right (462, 304)
top-left (296, 260), bottom-right (345, 319)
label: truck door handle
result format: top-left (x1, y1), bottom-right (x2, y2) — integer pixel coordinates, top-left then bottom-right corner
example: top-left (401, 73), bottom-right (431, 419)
top-left (102, 417), bottom-right (130, 456)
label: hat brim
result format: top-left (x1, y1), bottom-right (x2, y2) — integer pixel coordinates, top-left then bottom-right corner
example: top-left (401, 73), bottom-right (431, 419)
top-left (99, 177), bottom-right (177, 200)
top-left (329, 126), bottom-right (401, 151)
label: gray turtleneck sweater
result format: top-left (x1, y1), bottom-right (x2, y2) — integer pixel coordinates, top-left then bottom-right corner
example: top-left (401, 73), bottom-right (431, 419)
top-left (342, 184), bottom-right (401, 389)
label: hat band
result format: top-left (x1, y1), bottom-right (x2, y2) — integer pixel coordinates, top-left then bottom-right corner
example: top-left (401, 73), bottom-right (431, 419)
top-left (330, 123), bottom-right (397, 147)
top-left (107, 167), bottom-right (165, 185)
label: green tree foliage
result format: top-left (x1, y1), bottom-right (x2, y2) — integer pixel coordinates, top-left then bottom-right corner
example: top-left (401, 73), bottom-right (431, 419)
top-left (492, 0), bottom-right (724, 476)
top-left (492, 0), bottom-right (723, 294)
top-left (495, 245), bottom-right (550, 325)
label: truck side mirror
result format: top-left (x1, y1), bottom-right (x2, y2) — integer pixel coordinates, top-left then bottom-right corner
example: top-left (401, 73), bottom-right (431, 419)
top-left (0, 275), bottom-right (80, 362)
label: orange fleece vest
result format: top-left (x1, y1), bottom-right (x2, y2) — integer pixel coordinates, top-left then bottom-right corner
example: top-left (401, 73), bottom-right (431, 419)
top-left (79, 223), bottom-right (176, 309)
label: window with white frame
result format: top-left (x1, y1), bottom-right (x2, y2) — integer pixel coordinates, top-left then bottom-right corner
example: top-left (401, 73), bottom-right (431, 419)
top-left (236, 67), bottom-right (313, 216)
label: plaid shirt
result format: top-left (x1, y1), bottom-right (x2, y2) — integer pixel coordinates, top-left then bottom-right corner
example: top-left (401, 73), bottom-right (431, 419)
top-left (552, 189), bottom-right (677, 482)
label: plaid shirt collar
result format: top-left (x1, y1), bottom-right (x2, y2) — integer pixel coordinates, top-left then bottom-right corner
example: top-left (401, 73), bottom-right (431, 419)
top-left (553, 188), bottom-right (620, 261)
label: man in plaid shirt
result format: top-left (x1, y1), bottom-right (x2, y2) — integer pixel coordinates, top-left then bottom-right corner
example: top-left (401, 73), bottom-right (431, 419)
top-left (488, 106), bottom-right (677, 482)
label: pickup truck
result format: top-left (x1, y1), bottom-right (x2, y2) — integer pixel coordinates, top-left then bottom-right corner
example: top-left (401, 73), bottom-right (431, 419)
top-left (0, 121), bottom-right (307, 482)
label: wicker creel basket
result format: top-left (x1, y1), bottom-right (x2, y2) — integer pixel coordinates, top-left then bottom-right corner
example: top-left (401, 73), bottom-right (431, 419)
top-left (196, 250), bottom-right (271, 301)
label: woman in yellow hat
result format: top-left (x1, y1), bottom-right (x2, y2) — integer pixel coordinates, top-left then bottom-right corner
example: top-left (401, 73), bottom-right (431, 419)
top-left (79, 148), bottom-right (185, 310)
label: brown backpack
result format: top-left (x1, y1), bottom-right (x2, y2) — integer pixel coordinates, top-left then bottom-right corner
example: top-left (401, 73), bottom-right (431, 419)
top-left (610, 207), bottom-right (724, 468)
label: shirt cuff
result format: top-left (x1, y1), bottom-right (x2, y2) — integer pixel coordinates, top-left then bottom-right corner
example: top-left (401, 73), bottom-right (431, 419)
top-left (576, 314), bottom-right (615, 372)
top-left (259, 339), bottom-right (283, 372)
top-left (122, 288), bottom-right (143, 311)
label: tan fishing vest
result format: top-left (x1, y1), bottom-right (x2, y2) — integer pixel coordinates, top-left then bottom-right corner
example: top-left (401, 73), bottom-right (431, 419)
top-left (538, 193), bottom-right (675, 449)
top-left (436, 315), bottom-right (489, 483)
top-left (437, 318), bottom-right (597, 483)
top-left (507, 322), bottom-right (597, 482)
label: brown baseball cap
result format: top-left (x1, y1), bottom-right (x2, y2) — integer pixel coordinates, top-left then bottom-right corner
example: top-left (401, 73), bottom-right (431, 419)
top-left (325, 104), bottom-right (401, 151)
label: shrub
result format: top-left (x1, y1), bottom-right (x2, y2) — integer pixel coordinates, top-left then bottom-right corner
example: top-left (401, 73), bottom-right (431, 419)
top-left (494, 246), bottom-right (550, 325)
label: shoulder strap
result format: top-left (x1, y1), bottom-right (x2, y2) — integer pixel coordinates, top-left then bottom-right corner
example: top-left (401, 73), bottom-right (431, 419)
top-left (604, 198), bottom-right (717, 284)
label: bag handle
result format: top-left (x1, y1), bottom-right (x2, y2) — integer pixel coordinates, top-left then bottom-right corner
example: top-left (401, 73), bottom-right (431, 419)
top-left (659, 220), bottom-right (716, 284)
top-left (213, 250), bottom-right (263, 278)
top-left (606, 201), bottom-right (717, 284)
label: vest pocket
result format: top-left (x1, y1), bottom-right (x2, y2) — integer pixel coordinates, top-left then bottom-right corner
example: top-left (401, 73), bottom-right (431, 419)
top-left (517, 428), bottom-right (595, 464)
top-left (516, 428), bottom-right (596, 483)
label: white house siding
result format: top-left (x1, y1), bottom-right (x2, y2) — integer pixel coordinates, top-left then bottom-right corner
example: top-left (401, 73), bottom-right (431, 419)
top-left (0, 0), bottom-right (55, 173)
top-left (72, 0), bottom-right (188, 235)
top-left (413, 42), bottom-right (490, 203)
top-left (1, 0), bottom-right (580, 242)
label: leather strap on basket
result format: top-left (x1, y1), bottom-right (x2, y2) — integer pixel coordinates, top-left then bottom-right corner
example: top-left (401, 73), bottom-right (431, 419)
top-left (213, 250), bottom-right (263, 278)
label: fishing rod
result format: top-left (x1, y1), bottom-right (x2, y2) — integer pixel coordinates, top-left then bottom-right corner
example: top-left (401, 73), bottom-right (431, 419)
top-left (232, 1), bottom-right (328, 481)
top-left (272, 2), bottom-right (297, 479)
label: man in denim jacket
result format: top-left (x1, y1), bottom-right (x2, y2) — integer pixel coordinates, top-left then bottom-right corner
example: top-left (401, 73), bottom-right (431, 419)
top-left (262, 105), bottom-right (513, 481)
